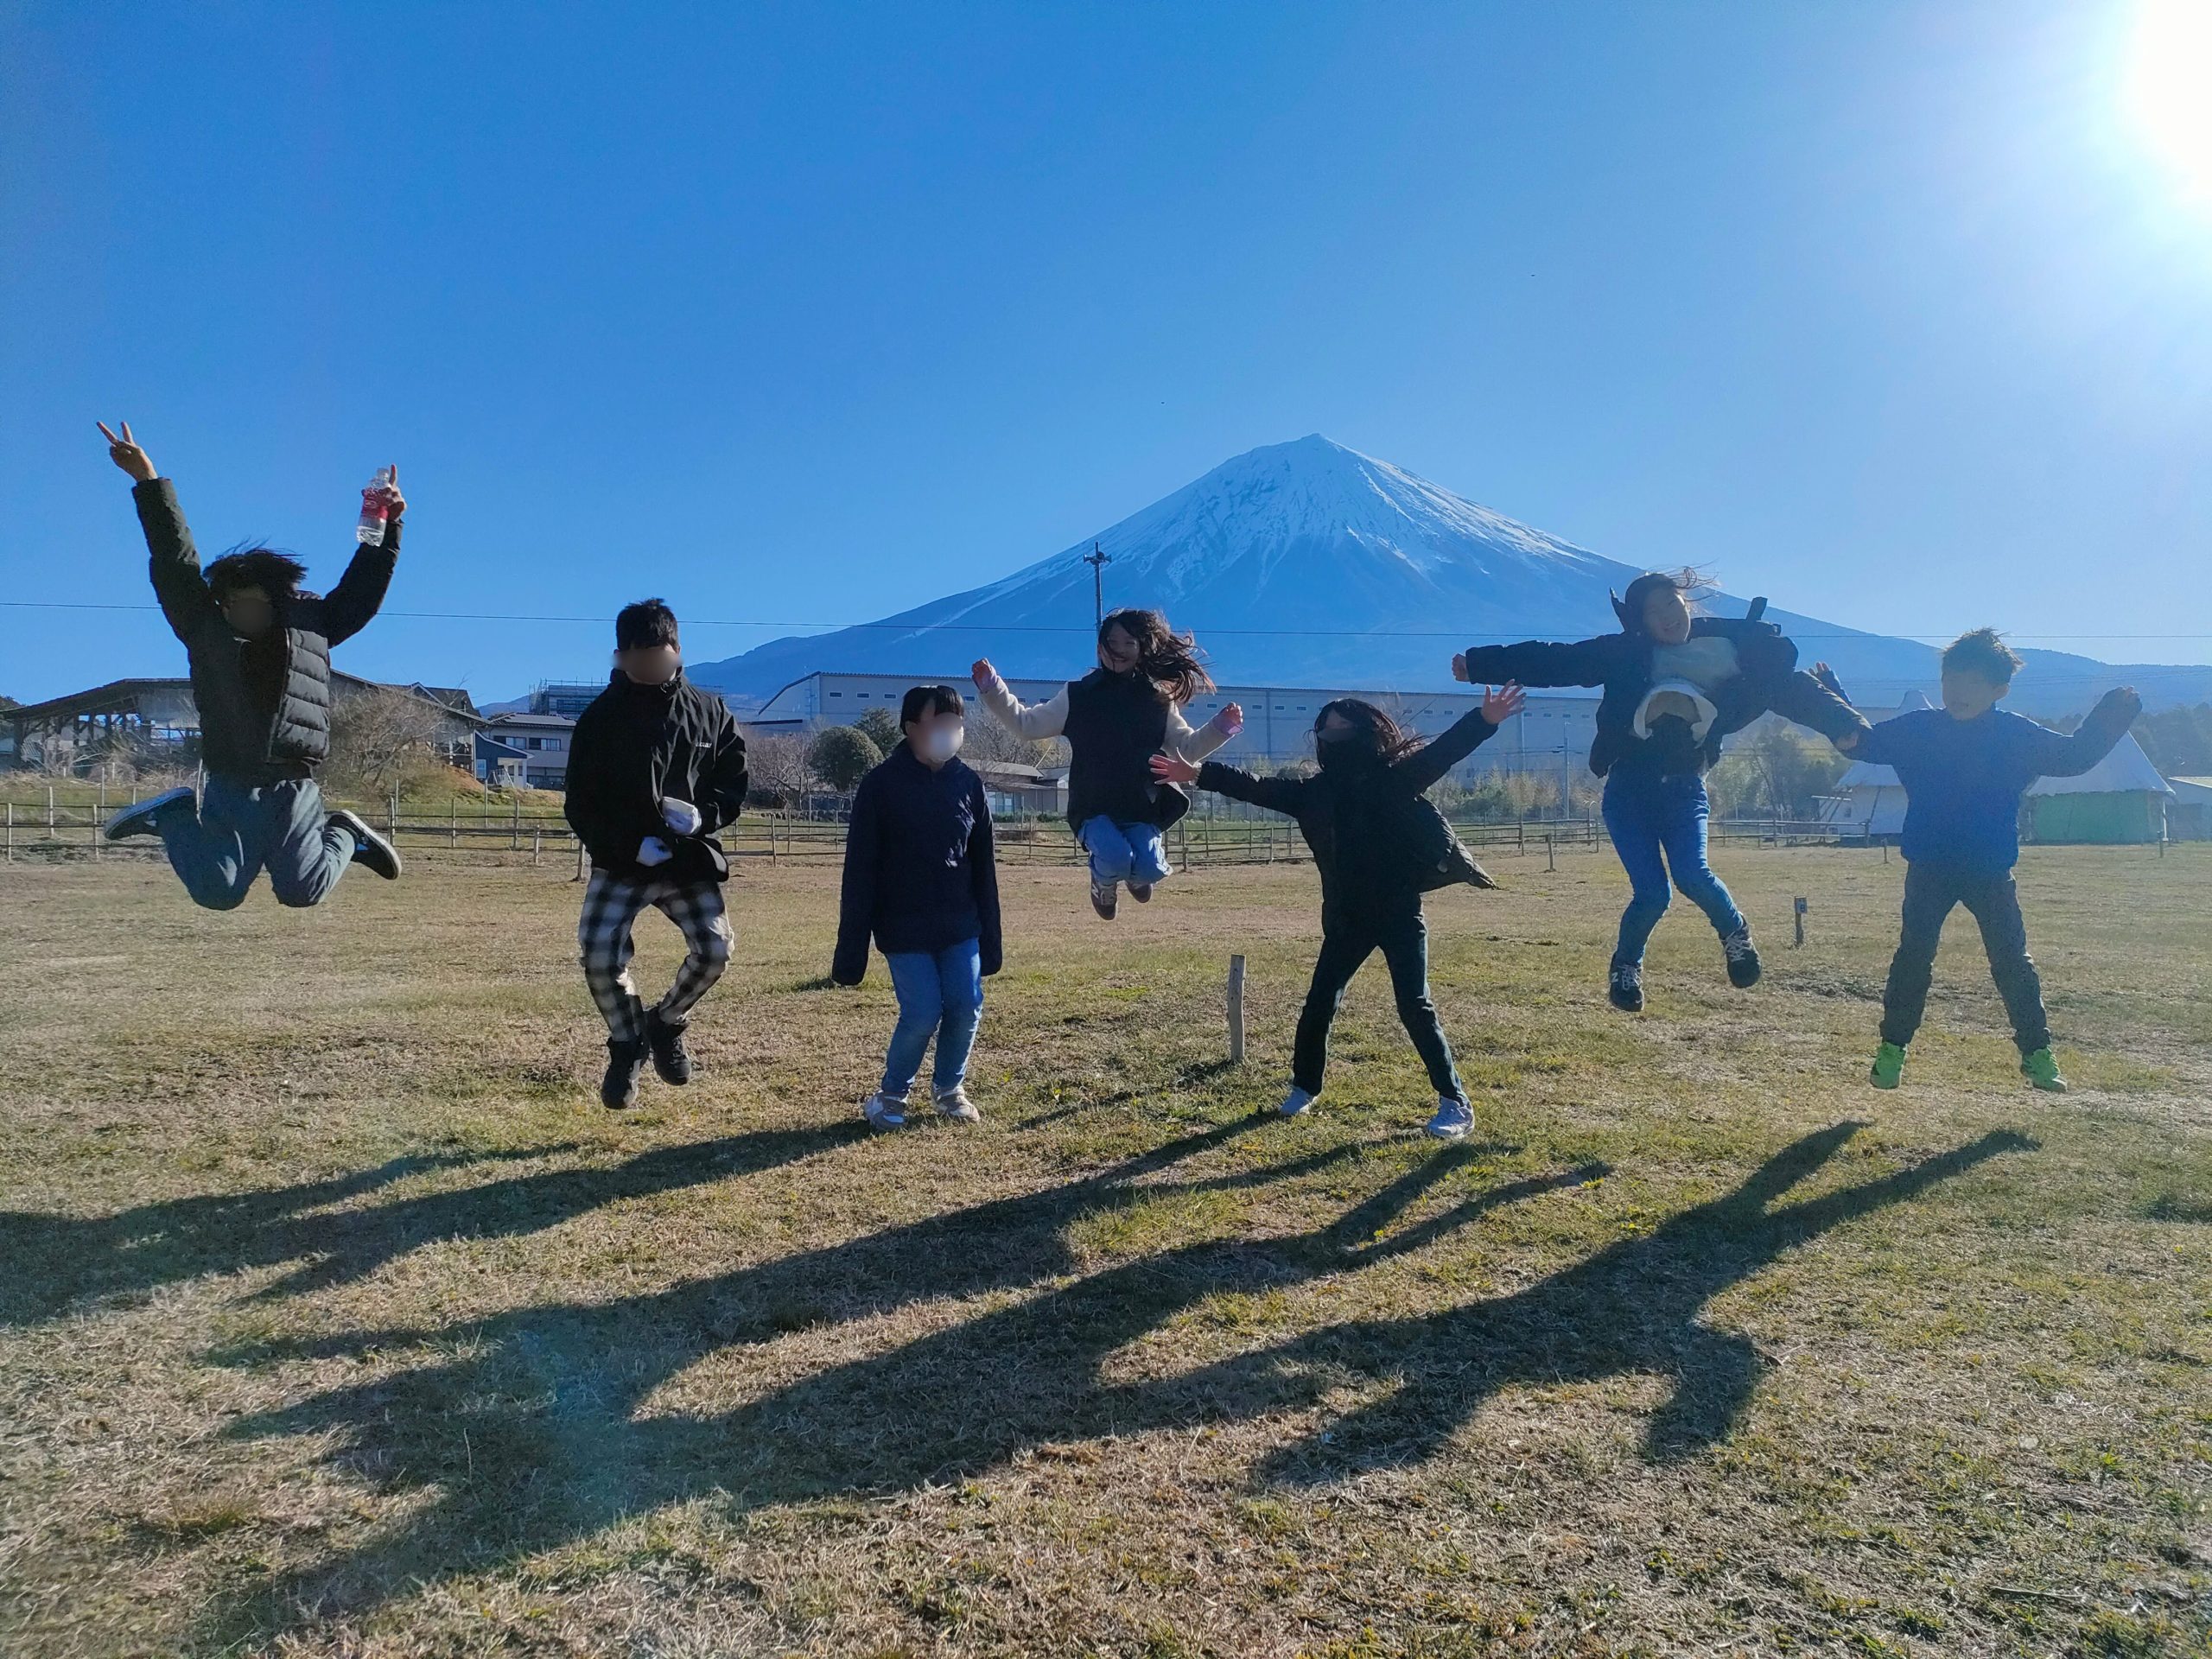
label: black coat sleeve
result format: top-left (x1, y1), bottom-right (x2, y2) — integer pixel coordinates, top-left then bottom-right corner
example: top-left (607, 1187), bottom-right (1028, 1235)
top-left (831, 772), bottom-right (883, 986)
top-left (2019, 688), bottom-right (2145, 779)
top-left (1764, 666), bottom-right (1872, 747)
top-left (132, 479), bottom-right (222, 645)
top-left (1392, 707), bottom-right (1503, 795)
top-left (1195, 760), bottom-right (1310, 817)
top-left (319, 518), bottom-right (400, 646)
top-left (696, 705), bottom-right (750, 834)
top-left (1459, 634), bottom-right (1624, 690)
top-left (969, 777), bottom-right (1002, 977)
top-left (563, 705), bottom-right (638, 868)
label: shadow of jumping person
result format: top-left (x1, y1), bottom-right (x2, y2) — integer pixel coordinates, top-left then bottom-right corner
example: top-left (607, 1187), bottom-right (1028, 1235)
top-left (0, 1122), bottom-right (857, 1329)
top-left (1137, 1121), bottom-right (2037, 1484)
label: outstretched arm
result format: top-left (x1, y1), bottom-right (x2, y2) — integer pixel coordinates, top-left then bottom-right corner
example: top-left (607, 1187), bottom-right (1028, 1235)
top-left (322, 466), bottom-right (404, 646)
top-left (103, 421), bottom-right (219, 644)
top-left (970, 658), bottom-right (1070, 740)
top-left (1453, 635), bottom-right (1624, 690)
top-left (1154, 751), bottom-right (1309, 817)
top-left (2020, 688), bottom-right (2144, 779)
top-left (1162, 700), bottom-right (1244, 763)
top-left (1392, 683), bottom-right (1524, 794)
top-left (1765, 665), bottom-right (1871, 750)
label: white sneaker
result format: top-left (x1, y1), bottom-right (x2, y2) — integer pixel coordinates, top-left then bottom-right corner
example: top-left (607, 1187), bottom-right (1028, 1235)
top-left (861, 1092), bottom-right (908, 1131)
top-left (934, 1084), bottom-right (981, 1123)
top-left (1424, 1096), bottom-right (1475, 1141)
top-left (103, 786), bottom-right (193, 842)
top-left (1277, 1086), bottom-right (1317, 1118)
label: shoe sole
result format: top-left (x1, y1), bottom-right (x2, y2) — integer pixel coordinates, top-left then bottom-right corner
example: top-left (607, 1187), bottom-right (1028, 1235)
top-left (1425, 1123), bottom-right (1471, 1141)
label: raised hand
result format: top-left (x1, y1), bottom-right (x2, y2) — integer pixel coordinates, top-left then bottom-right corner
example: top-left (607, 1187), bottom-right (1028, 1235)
top-left (376, 463), bottom-right (406, 518)
top-left (1150, 752), bottom-right (1200, 785)
top-left (1479, 681), bottom-right (1527, 727)
top-left (1216, 700), bottom-right (1244, 729)
top-left (96, 421), bottom-right (156, 483)
top-left (971, 658), bottom-right (997, 690)
top-left (1451, 652), bottom-right (1470, 683)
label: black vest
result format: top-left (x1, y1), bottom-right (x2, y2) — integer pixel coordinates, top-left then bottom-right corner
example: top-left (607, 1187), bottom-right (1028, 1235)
top-left (1061, 669), bottom-right (1188, 830)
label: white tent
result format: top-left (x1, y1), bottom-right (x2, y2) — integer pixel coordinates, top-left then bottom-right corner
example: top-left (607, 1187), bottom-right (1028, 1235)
top-left (2023, 731), bottom-right (2171, 843)
top-left (2023, 730), bottom-right (2172, 799)
top-left (1821, 691), bottom-right (1930, 840)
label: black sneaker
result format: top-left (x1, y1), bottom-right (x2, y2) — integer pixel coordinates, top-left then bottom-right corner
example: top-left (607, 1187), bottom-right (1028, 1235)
top-left (600, 1037), bottom-right (649, 1110)
top-left (329, 810), bottom-right (403, 880)
top-left (645, 1009), bottom-right (693, 1085)
top-left (1607, 960), bottom-right (1644, 1013)
top-left (1721, 925), bottom-right (1762, 988)
top-left (1127, 882), bottom-right (1154, 904)
top-left (103, 786), bottom-right (193, 842)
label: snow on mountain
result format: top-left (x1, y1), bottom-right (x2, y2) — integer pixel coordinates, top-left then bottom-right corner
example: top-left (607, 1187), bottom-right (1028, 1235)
top-left (693, 435), bottom-right (2210, 718)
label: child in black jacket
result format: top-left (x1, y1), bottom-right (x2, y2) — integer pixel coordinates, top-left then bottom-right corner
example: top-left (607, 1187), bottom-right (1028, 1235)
top-left (1456, 571), bottom-right (1866, 1013)
top-left (832, 685), bottom-right (1002, 1131)
top-left (1153, 683), bottom-right (1523, 1141)
top-left (563, 600), bottom-right (749, 1110)
top-left (94, 422), bottom-right (406, 906)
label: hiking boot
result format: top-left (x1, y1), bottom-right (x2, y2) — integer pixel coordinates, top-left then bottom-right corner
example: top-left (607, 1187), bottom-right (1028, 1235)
top-left (1277, 1085), bottom-right (1317, 1118)
top-left (934, 1084), bottom-right (982, 1122)
top-left (102, 786), bottom-right (192, 842)
top-left (2020, 1047), bottom-right (2069, 1094)
top-left (329, 810), bottom-right (403, 880)
top-left (1127, 881), bottom-right (1154, 903)
top-left (600, 1036), bottom-right (648, 1110)
top-left (1424, 1096), bottom-right (1475, 1141)
top-left (1090, 876), bottom-right (1119, 920)
top-left (1607, 960), bottom-right (1645, 1014)
top-left (861, 1091), bottom-right (909, 1131)
top-left (1721, 924), bottom-right (1762, 988)
top-left (645, 1009), bottom-right (693, 1085)
top-left (1869, 1040), bottom-right (1906, 1090)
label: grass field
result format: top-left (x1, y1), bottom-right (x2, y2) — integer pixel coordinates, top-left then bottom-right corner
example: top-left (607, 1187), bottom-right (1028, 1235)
top-left (1, 842), bottom-right (2207, 1656)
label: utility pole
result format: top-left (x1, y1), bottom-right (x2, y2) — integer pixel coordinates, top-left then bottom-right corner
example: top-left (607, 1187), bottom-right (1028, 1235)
top-left (1084, 542), bottom-right (1112, 627)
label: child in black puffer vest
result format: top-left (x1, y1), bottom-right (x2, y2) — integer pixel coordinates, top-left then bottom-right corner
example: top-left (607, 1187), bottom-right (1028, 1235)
top-left (1153, 683), bottom-right (1523, 1142)
top-left (1456, 571), bottom-right (1866, 1014)
top-left (972, 607), bottom-right (1242, 920)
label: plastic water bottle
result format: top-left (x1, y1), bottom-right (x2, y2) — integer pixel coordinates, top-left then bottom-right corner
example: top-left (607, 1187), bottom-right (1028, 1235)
top-left (356, 468), bottom-right (393, 546)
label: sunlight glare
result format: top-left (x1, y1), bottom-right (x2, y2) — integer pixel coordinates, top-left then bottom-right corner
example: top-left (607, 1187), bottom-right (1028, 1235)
top-left (2127, 0), bottom-right (2212, 196)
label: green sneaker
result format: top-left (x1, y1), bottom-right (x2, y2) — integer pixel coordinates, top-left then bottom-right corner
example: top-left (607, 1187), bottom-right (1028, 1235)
top-left (1869, 1041), bottom-right (1906, 1090)
top-left (2020, 1047), bottom-right (2069, 1093)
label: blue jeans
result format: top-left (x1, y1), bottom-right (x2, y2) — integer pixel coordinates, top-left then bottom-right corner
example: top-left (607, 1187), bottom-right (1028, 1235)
top-left (156, 773), bottom-right (358, 912)
top-left (1078, 816), bottom-right (1169, 887)
top-left (1601, 768), bottom-right (1744, 965)
top-left (881, 938), bottom-right (984, 1099)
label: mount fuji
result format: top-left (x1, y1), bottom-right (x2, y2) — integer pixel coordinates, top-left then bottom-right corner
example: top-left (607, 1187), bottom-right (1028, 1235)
top-left (694, 435), bottom-right (2208, 718)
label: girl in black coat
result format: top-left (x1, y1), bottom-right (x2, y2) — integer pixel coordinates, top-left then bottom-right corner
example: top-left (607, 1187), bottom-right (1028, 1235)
top-left (973, 608), bottom-right (1242, 920)
top-left (1153, 682), bottom-right (1524, 1141)
top-left (1454, 571), bottom-right (1866, 1014)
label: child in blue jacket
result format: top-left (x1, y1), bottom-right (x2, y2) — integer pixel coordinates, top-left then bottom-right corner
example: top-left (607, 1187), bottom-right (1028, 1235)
top-left (833, 685), bottom-right (1003, 1130)
top-left (1836, 630), bottom-right (2139, 1093)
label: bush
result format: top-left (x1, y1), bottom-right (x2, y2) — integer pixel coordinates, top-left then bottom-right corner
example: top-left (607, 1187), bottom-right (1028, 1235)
top-left (808, 726), bottom-right (880, 792)
top-left (854, 707), bottom-right (903, 756)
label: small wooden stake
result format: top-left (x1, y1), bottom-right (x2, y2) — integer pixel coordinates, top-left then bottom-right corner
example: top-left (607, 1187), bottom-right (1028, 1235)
top-left (1793, 895), bottom-right (1808, 948)
top-left (1227, 954), bottom-right (1246, 1065)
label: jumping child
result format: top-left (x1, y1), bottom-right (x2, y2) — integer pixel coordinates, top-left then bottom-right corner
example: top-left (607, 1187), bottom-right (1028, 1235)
top-left (1152, 683), bottom-right (1524, 1141)
top-left (95, 421), bottom-right (406, 903)
top-left (832, 685), bottom-right (1002, 1131)
top-left (563, 600), bottom-right (750, 1110)
top-left (972, 608), bottom-right (1242, 919)
top-left (1455, 571), bottom-right (1866, 1013)
top-left (1833, 631), bottom-right (2141, 1094)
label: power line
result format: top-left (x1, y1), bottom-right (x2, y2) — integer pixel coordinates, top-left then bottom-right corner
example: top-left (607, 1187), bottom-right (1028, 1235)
top-left (1, 600), bottom-right (2207, 644)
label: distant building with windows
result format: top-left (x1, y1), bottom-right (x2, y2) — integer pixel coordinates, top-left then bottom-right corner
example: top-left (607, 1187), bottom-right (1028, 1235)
top-left (480, 711), bottom-right (576, 790)
top-left (741, 670), bottom-right (1604, 785)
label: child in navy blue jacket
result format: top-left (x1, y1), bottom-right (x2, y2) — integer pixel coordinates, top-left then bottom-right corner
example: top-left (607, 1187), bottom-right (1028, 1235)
top-left (1836, 629), bottom-right (2140, 1093)
top-left (833, 685), bottom-right (1003, 1131)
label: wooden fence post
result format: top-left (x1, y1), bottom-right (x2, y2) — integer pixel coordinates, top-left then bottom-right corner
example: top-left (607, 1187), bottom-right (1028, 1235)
top-left (1227, 954), bottom-right (1246, 1064)
top-left (1794, 896), bottom-right (1808, 947)
top-left (4, 802), bottom-right (10, 862)
top-left (1546, 833), bottom-right (1555, 872)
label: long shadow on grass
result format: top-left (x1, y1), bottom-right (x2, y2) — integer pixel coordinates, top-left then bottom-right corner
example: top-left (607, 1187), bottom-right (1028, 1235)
top-left (202, 1119), bottom-right (2024, 1642)
top-left (0, 1123), bottom-right (856, 1327)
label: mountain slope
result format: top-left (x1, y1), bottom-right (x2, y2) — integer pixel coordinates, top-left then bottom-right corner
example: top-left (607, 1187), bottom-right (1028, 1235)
top-left (696, 435), bottom-right (2209, 717)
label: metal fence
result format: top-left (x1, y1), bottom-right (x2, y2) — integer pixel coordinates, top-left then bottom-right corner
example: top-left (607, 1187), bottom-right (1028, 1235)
top-left (0, 781), bottom-right (1847, 869)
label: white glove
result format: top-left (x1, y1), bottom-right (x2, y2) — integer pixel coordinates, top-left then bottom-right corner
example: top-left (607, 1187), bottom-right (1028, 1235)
top-left (637, 836), bottom-right (673, 868)
top-left (662, 797), bottom-right (702, 836)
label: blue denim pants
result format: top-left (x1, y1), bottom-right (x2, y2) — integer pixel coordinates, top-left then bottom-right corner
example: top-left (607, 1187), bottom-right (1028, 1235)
top-left (1077, 816), bottom-right (1170, 887)
top-left (156, 773), bottom-right (357, 912)
top-left (1600, 767), bottom-right (1744, 965)
top-left (881, 938), bottom-right (985, 1099)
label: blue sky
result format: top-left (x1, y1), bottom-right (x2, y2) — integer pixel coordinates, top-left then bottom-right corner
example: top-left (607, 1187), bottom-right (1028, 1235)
top-left (3, 0), bottom-right (2209, 705)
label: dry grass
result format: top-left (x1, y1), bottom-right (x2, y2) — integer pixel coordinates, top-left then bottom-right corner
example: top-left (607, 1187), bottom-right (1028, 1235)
top-left (0, 842), bottom-right (2208, 1657)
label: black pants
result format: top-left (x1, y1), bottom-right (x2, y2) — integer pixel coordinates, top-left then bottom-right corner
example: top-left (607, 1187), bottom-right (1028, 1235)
top-left (1293, 910), bottom-right (1465, 1100)
top-left (1879, 861), bottom-right (2050, 1055)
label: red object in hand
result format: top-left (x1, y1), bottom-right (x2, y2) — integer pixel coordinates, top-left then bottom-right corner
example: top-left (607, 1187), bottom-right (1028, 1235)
top-left (357, 469), bottom-right (394, 546)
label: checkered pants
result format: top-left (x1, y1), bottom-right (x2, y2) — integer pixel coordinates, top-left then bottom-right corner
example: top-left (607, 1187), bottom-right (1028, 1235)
top-left (577, 870), bottom-right (734, 1043)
